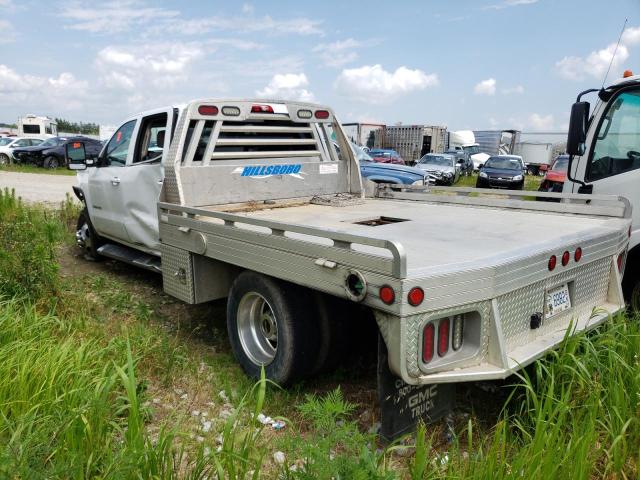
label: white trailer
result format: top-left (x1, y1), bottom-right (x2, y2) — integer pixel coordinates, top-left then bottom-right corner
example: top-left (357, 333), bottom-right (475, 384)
top-left (17, 115), bottom-right (57, 138)
top-left (515, 141), bottom-right (554, 175)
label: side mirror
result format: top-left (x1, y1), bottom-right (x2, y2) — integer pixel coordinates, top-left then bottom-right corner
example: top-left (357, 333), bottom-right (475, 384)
top-left (66, 142), bottom-right (87, 171)
top-left (567, 101), bottom-right (589, 156)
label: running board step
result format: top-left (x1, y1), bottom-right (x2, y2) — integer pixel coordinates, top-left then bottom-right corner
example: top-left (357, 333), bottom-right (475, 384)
top-left (97, 243), bottom-right (161, 273)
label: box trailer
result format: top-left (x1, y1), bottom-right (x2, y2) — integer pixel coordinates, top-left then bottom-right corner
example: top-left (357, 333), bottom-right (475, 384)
top-left (516, 141), bottom-right (554, 175)
top-left (473, 130), bottom-right (521, 156)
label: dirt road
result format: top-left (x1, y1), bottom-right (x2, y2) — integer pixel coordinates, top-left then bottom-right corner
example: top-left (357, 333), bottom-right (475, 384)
top-left (0, 171), bottom-right (76, 204)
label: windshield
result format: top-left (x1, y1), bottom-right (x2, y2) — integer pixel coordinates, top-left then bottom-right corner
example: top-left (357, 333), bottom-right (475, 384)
top-left (40, 138), bottom-right (61, 147)
top-left (552, 156), bottom-right (569, 171)
top-left (351, 143), bottom-right (373, 162)
top-left (419, 155), bottom-right (453, 167)
top-left (464, 145), bottom-right (480, 155)
top-left (484, 157), bottom-right (522, 170)
top-left (0, 138), bottom-right (13, 146)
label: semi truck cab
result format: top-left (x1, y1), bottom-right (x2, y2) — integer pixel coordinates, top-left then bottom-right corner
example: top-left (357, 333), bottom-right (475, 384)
top-left (563, 72), bottom-right (640, 305)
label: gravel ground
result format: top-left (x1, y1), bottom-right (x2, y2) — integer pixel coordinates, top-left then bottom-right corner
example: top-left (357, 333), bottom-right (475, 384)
top-left (0, 171), bottom-right (77, 204)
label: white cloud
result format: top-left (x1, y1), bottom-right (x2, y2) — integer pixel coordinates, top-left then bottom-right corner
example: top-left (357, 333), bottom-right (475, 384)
top-left (334, 64), bottom-right (438, 103)
top-left (160, 14), bottom-right (323, 37)
top-left (485, 0), bottom-right (538, 9)
top-left (0, 19), bottom-right (16, 44)
top-left (60, 0), bottom-right (180, 34)
top-left (313, 38), bottom-right (367, 67)
top-left (256, 73), bottom-right (315, 102)
top-left (502, 85), bottom-right (524, 94)
top-left (528, 113), bottom-right (554, 131)
top-left (474, 78), bottom-right (496, 95)
top-left (0, 64), bottom-right (90, 113)
top-left (556, 25), bottom-right (640, 81)
top-left (242, 3), bottom-right (254, 14)
top-left (95, 43), bottom-right (204, 90)
top-left (622, 26), bottom-right (640, 46)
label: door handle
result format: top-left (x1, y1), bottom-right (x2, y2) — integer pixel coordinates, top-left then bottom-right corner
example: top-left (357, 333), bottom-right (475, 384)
top-left (111, 177), bottom-right (121, 186)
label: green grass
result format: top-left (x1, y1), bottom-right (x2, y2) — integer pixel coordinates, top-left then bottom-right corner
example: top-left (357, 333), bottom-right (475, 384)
top-left (455, 173), bottom-right (543, 191)
top-left (0, 188), bottom-right (638, 478)
top-left (0, 163), bottom-right (76, 176)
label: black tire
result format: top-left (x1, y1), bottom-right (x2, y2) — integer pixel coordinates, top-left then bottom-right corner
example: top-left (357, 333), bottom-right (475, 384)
top-left (226, 272), bottom-right (319, 386)
top-left (76, 209), bottom-right (103, 261)
top-left (311, 293), bottom-right (351, 374)
top-left (0, 153), bottom-right (10, 166)
top-left (43, 156), bottom-right (60, 169)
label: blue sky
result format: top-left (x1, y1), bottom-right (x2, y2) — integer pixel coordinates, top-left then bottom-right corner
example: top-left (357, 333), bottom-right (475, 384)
top-left (0, 0), bottom-right (639, 133)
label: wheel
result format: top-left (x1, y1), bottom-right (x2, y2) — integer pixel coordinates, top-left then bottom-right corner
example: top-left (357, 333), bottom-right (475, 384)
top-left (226, 272), bottom-right (319, 385)
top-left (43, 156), bottom-right (60, 169)
top-left (76, 209), bottom-right (103, 261)
top-left (0, 153), bottom-right (10, 165)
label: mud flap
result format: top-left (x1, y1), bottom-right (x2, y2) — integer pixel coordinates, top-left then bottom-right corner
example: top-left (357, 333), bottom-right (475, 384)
top-left (378, 334), bottom-right (455, 442)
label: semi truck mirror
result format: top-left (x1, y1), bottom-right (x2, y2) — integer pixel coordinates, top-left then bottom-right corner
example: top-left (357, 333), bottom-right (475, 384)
top-left (567, 101), bottom-right (589, 156)
top-left (66, 142), bottom-right (87, 171)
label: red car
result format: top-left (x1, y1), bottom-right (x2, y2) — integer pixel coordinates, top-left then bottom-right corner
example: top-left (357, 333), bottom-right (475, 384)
top-left (538, 155), bottom-right (569, 192)
top-left (368, 149), bottom-right (405, 165)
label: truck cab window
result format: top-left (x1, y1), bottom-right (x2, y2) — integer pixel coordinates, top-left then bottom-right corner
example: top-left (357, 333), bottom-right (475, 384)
top-left (588, 90), bottom-right (640, 182)
top-left (104, 120), bottom-right (136, 167)
top-left (134, 113), bottom-right (168, 164)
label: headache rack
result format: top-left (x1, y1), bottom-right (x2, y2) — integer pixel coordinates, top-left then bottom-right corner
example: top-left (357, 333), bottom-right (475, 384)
top-left (161, 99), bottom-right (362, 207)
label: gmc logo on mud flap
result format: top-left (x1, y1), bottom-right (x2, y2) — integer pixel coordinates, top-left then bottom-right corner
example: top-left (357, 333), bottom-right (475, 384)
top-left (408, 385), bottom-right (438, 418)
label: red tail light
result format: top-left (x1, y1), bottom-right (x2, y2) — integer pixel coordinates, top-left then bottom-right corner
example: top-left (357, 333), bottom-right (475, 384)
top-left (314, 110), bottom-right (330, 119)
top-left (438, 318), bottom-right (450, 357)
top-left (574, 247), bottom-right (582, 262)
top-left (408, 287), bottom-right (424, 306)
top-left (548, 255), bottom-right (557, 271)
top-left (617, 253), bottom-right (625, 273)
top-left (251, 104), bottom-right (274, 113)
top-left (198, 105), bottom-right (218, 115)
top-left (422, 323), bottom-right (434, 363)
top-left (561, 251), bottom-right (570, 266)
top-left (379, 285), bottom-right (395, 305)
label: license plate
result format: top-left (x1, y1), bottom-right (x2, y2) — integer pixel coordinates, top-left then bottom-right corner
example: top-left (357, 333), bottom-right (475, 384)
top-left (545, 283), bottom-right (571, 318)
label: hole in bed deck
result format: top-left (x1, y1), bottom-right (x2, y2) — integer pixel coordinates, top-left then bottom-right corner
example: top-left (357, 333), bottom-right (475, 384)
top-left (352, 216), bottom-right (410, 227)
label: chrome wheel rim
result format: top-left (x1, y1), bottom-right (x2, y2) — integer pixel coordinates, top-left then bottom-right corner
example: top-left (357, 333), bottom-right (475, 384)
top-left (237, 292), bottom-right (278, 366)
top-left (76, 221), bottom-right (93, 253)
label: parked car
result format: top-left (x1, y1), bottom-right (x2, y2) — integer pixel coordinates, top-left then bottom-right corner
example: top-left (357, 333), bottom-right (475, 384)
top-left (0, 137), bottom-right (43, 165)
top-left (538, 154), bottom-right (569, 193)
top-left (367, 148), bottom-right (405, 165)
top-left (415, 153), bottom-right (460, 185)
top-left (446, 149), bottom-right (474, 176)
top-left (335, 143), bottom-right (430, 186)
top-left (353, 144), bottom-right (430, 186)
top-left (476, 155), bottom-right (525, 190)
top-left (12, 136), bottom-right (103, 168)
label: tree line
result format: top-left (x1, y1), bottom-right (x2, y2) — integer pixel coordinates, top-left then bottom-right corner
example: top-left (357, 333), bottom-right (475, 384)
top-left (55, 118), bottom-right (99, 135)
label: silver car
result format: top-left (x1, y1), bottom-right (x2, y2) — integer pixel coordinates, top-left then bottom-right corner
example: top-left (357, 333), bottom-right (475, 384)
top-left (415, 153), bottom-right (459, 185)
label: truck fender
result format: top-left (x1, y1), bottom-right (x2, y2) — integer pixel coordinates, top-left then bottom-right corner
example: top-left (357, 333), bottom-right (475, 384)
top-left (72, 186), bottom-right (85, 203)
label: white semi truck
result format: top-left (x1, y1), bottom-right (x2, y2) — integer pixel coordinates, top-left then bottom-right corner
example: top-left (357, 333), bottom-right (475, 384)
top-left (447, 130), bottom-right (490, 169)
top-left (66, 99), bottom-right (630, 438)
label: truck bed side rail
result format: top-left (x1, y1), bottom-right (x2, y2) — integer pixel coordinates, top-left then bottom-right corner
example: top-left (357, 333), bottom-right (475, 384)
top-left (158, 201), bottom-right (407, 278)
top-left (376, 184), bottom-right (632, 219)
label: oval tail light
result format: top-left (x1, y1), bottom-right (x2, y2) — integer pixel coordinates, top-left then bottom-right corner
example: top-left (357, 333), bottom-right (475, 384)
top-left (422, 323), bottom-right (435, 363)
top-left (548, 255), bottom-right (557, 271)
top-left (561, 251), bottom-right (570, 266)
top-left (314, 110), bottom-right (330, 119)
top-left (297, 109), bottom-right (313, 119)
top-left (251, 104), bottom-right (274, 113)
top-left (438, 318), bottom-right (450, 357)
top-left (574, 247), bottom-right (582, 262)
top-left (198, 105), bottom-right (218, 115)
top-left (221, 106), bottom-right (241, 116)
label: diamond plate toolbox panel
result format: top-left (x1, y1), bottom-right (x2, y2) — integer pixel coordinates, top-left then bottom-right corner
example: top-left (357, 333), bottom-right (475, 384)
top-left (497, 257), bottom-right (612, 353)
top-left (161, 244), bottom-right (195, 303)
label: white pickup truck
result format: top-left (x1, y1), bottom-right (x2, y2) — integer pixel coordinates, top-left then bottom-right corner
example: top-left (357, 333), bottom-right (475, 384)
top-left (66, 99), bottom-right (630, 436)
